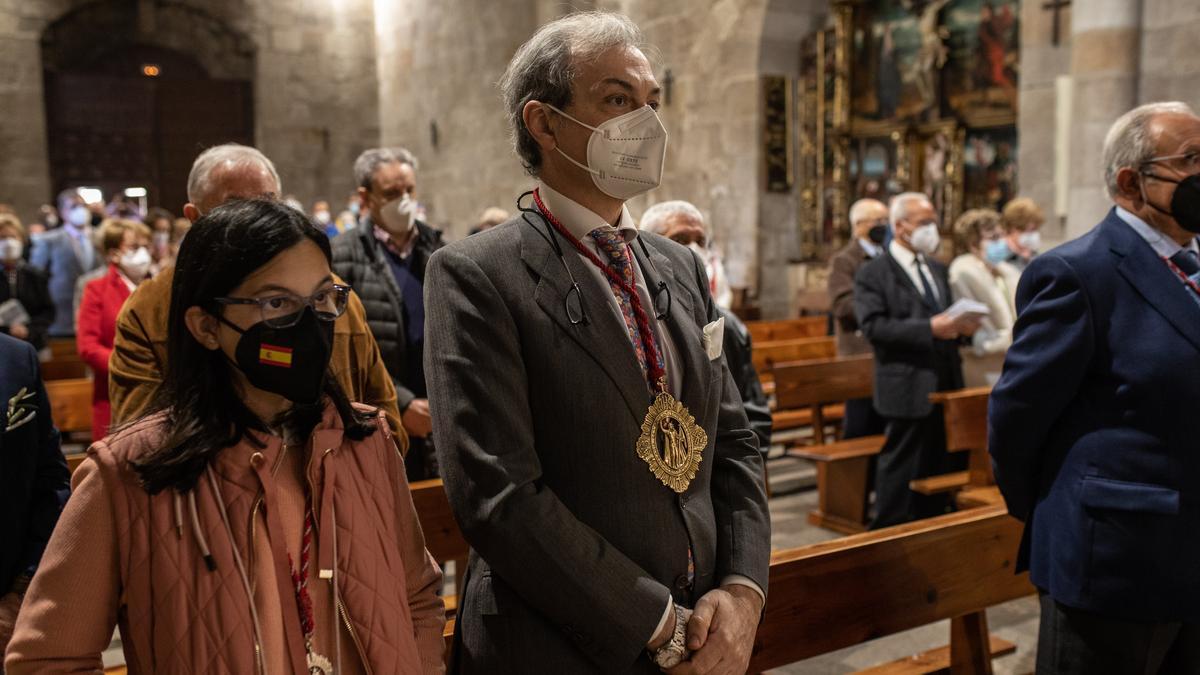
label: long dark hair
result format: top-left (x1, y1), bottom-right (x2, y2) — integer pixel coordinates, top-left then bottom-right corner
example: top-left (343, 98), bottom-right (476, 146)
top-left (133, 198), bottom-right (375, 494)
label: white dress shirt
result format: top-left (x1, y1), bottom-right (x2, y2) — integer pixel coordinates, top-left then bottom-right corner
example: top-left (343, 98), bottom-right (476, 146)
top-left (888, 239), bottom-right (941, 305)
top-left (535, 182), bottom-right (764, 643)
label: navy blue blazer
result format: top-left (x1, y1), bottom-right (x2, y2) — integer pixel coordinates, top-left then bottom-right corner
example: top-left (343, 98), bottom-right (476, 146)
top-left (0, 332), bottom-right (69, 594)
top-left (989, 208), bottom-right (1200, 622)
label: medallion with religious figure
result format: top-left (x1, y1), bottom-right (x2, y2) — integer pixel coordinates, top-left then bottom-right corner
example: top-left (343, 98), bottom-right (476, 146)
top-left (637, 392), bottom-right (706, 494)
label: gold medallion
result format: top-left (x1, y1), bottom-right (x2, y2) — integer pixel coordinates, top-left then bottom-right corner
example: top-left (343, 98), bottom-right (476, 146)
top-left (637, 392), bottom-right (706, 493)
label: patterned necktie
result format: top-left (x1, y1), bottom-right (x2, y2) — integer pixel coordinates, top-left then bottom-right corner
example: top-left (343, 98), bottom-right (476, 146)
top-left (590, 228), bottom-right (664, 387)
top-left (1170, 249), bottom-right (1200, 276)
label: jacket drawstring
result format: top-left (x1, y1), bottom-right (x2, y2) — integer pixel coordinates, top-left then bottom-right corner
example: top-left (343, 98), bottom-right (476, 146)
top-left (173, 492), bottom-right (184, 539)
top-left (188, 490), bottom-right (217, 572)
top-left (317, 450), bottom-right (337, 581)
top-left (207, 465), bottom-right (269, 675)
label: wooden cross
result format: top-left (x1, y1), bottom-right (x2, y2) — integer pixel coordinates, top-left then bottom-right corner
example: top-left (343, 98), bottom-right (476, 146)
top-left (1042, 0), bottom-right (1071, 46)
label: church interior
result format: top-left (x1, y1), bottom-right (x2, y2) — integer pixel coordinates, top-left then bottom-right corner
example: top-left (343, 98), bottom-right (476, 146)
top-left (3, 0), bottom-right (1200, 673)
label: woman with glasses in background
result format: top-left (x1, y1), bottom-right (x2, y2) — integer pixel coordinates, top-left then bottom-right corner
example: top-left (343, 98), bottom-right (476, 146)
top-left (7, 199), bottom-right (446, 674)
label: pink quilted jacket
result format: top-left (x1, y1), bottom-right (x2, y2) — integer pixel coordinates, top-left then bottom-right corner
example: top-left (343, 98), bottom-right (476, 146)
top-left (5, 405), bottom-right (445, 674)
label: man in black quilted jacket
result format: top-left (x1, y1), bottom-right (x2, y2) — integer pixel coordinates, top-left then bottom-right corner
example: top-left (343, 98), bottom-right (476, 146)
top-left (331, 147), bottom-right (445, 480)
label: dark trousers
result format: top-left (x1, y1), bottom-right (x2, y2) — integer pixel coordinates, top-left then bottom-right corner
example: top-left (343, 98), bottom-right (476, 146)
top-left (1038, 593), bottom-right (1200, 674)
top-left (843, 397), bottom-right (887, 439)
top-left (870, 409), bottom-right (959, 529)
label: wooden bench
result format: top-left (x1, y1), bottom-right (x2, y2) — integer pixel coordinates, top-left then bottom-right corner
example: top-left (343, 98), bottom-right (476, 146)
top-left (752, 336), bottom-right (837, 379)
top-left (745, 316), bottom-right (828, 343)
top-left (46, 337), bottom-right (78, 358)
top-left (40, 356), bottom-right (89, 380)
top-left (773, 355), bottom-right (885, 533)
top-left (43, 377), bottom-right (92, 443)
top-left (411, 479), bottom-right (469, 617)
top-left (749, 505), bottom-right (1034, 673)
top-left (909, 387), bottom-right (994, 504)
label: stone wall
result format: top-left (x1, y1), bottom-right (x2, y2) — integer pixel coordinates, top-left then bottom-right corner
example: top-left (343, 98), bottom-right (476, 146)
top-left (0, 0), bottom-right (379, 221)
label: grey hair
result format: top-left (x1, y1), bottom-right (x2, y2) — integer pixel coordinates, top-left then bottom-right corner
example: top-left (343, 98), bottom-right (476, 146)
top-left (498, 11), bottom-right (645, 176)
top-left (889, 192), bottom-right (933, 228)
top-left (353, 147), bottom-right (419, 190)
top-left (639, 200), bottom-right (705, 234)
top-left (186, 144), bottom-right (281, 206)
top-left (1103, 101), bottom-right (1195, 197)
top-left (848, 198), bottom-right (887, 226)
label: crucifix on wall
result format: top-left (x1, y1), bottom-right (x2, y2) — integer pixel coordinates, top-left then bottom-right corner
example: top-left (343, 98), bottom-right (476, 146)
top-left (1042, 0), bottom-right (1070, 46)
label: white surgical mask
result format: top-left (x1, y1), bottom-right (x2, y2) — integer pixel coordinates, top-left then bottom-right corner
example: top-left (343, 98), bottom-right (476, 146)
top-left (314, 210), bottom-right (331, 225)
top-left (119, 246), bottom-right (152, 280)
top-left (1017, 230), bottom-right (1041, 252)
top-left (378, 195), bottom-right (417, 235)
top-left (546, 103), bottom-right (668, 201)
top-left (908, 222), bottom-right (941, 255)
top-left (67, 205), bottom-right (91, 227)
top-left (0, 238), bottom-right (22, 262)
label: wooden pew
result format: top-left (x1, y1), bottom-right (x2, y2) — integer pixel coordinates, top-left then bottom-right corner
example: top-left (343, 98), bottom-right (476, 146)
top-left (43, 377), bottom-right (92, 442)
top-left (46, 337), bottom-right (78, 358)
top-left (909, 387), bottom-right (1004, 508)
top-left (411, 478), bottom-right (469, 617)
top-left (752, 336), bottom-right (837, 377)
top-left (745, 316), bottom-right (827, 343)
top-left (40, 356), bottom-right (89, 380)
top-left (750, 505), bottom-right (1033, 674)
top-left (775, 355), bottom-right (885, 533)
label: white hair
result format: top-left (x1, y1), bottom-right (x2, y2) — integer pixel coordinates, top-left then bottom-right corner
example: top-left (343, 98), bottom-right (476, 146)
top-left (186, 143), bottom-right (280, 206)
top-left (1103, 101), bottom-right (1196, 197)
top-left (849, 198), bottom-right (887, 226)
top-left (640, 200), bottom-right (705, 234)
top-left (889, 192), bottom-right (932, 228)
top-left (498, 11), bottom-right (646, 176)
top-left (353, 147), bottom-right (419, 190)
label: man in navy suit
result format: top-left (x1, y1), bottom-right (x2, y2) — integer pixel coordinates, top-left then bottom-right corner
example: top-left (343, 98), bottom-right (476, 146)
top-left (0, 332), bottom-right (69, 654)
top-left (990, 101), bottom-right (1200, 672)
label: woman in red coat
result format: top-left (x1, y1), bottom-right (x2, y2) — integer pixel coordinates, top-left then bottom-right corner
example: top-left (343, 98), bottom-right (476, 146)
top-left (77, 219), bottom-right (152, 440)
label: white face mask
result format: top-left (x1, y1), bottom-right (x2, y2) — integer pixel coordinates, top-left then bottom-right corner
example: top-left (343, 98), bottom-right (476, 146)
top-left (1017, 230), bottom-right (1041, 252)
top-left (908, 222), bottom-right (941, 255)
top-left (314, 210), bottom-right (331, 225)
top-left (0, 238), bottom-right (22, 262)
top-left (119, 246), bottom-right (152, 280)
top-left (378, 194), bottom-right (417, 236)
top-left (545, 103), bottom-right (668, 201)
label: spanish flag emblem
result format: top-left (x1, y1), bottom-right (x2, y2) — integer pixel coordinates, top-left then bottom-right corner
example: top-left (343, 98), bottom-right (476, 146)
top-left (259, 344), bottom-right (293, 368)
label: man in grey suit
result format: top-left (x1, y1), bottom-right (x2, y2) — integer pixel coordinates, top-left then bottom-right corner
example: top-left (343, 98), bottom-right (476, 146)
top-left (29, 189), bottom-right (101, 336)
top-left (424, 11), bottom-right (770, 675)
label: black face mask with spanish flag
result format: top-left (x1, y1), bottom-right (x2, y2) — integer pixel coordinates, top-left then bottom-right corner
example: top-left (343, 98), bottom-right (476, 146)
top-left (218, 306), bottom-right (334, 405)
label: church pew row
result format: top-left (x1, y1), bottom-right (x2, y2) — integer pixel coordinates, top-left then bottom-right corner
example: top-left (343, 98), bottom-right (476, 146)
top-left (773, 355), bottom-right (884, 533)
top-left (745, 316), bottom-right (828, 344)
top-left (909, 387), bottom-right (993, 498)
top-left (433, 499), bottom-right (1032, 673)
top-left (43, 377), bottom-right (92, 443)
top-left (751, 336), bottom-right (837, 379)
top-left (749, 505), bottom-right (1032, 673)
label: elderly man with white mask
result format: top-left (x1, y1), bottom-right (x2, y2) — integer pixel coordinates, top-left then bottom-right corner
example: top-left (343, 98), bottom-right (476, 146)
top-left (424, 11), bottom-right (769, 675)
top-left (853, 192), bottom-right (980, 528)
top-left (331, 147), bottom-right (445, 481)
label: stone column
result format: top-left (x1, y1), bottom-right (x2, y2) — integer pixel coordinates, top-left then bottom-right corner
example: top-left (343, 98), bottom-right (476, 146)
top-left (1065, 0), bottom-right (1141, 240)
top-left (1016, 0), bottom-right (1070, 244)
top-left (0, 7), bottom-right (53, 221)
top-left (1139, 0), bottom-right (1200, 105)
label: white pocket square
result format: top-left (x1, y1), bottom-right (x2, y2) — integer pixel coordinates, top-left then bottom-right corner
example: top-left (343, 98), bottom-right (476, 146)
top-left (702, 317), bottom-right (725, 361)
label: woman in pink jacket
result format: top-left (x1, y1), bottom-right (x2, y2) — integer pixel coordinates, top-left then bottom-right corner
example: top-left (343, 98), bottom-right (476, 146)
top-left (7, 199), bottom-right (446, 674)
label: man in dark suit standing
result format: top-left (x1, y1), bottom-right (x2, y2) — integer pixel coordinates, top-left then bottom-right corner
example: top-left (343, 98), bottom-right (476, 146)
top-left (990, 101), bottom-right (1200, 672)
top-left (0, 333), bottom-right (69, 655)
top-left (854, 192), bottom-right (979, 528)
top-left (424, 11), bottom-right (769, 674)
top-left (829, 198), bottom-right (889, 438)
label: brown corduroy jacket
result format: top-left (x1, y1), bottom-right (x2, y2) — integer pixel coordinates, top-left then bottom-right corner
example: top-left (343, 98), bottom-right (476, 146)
top-left (107, 266), bottom-right (406, 450)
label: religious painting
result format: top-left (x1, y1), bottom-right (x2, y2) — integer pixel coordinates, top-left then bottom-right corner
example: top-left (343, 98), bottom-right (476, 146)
top-left (851, 0), bottom-right (953, 127)
top-left (913, 121), bottom-right (964, 230)
top-left (941, 0), bottom-right (1019, 123)
top-left (962, 125), bottom-right (1017, 211)
top-left (848, 132), bottom-right (906, 204)
top-left (763, 76), bottom-right (793, 193)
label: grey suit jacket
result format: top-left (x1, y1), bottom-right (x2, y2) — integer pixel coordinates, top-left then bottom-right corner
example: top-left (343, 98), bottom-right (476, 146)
top-left (424, 214), bottom-right (771, 673)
